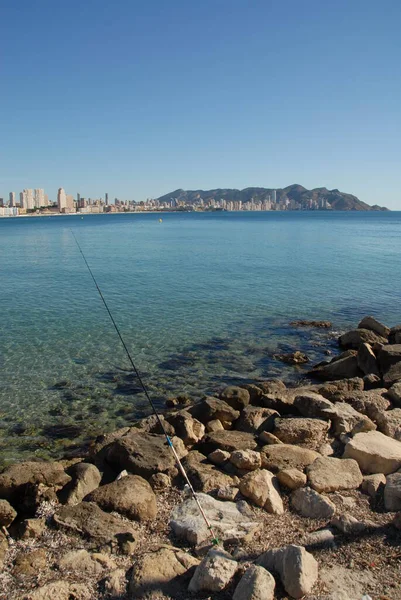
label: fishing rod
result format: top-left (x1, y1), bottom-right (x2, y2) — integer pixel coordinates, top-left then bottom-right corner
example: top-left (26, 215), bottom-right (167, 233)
top-left (70, 229), bottom-right (219, 545)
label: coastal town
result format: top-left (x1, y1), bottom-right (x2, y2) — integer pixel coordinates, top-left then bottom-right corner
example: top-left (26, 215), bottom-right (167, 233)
top-left (0, 187), bottom-right (333, 217)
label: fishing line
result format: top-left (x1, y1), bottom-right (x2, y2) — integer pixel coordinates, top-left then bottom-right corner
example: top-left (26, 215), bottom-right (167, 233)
top-left (70, 229), bottom-right (219, 545)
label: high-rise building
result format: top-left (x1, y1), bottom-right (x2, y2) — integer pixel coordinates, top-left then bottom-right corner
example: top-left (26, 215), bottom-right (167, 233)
top-left (57, 188), bottom-right (67, 212)
top-left (105, 193), bottom-right (109, 205)
top-left (272, 190), bottom-right (277, 203)
top-left (34, 189), bottom-right (45, 208)
top-left (77, 193), bottom-right (81, 204)
top-left (0, 199), bottom-right (4, 207)
top-left (20, 189), bottom-right (34, 209)
top-left (66, 194), bottom-right (75, 212)
top-left (44, 193), bottom-right (49, 207)
top-left (9, 192), bottom-right (16, 207)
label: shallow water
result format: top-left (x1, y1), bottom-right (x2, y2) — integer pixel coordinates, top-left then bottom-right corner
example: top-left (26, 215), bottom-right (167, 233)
top-left (1, 211), bottom-right (400, 465)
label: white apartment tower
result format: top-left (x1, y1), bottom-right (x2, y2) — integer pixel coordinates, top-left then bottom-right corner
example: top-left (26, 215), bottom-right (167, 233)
top-left (57, 188), bottom-right (67, 212)
top-left (9, 192), bottom-right (16, 207)
top-left (20, 189), bottom-right (34, 209)
top-left (34, 189), bottom-right (45, 208)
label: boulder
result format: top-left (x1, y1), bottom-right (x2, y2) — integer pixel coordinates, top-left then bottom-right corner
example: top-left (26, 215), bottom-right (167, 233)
top-left (19, 518), bottom-right (46, 539)
top-left (261, 392), bottom-right (296, 414)
top-left (22, 581), bottom-right (92, 600)
top-left (165, 411), bottom-right (205, 445)
top-left (239, 469), bottom-right (284, 514)
top-left (202, 430), bottom-right (257, 453)
top-left (293, 392), bottom-right (334, 418)
top-left (307, 457), bottom-right (363, 493)
top-left (104, 431), bottom-right (187, 479)
top-left (261, 444), bottom-right (320, 473)
top-left (256, 379), bottom-right (287, 395)
top-left (0, 461), bottom-right (71, 502)
top-left (208, 449), bottom-right (230, 465)
top-left (257, 544), bottom-right (318, 599)
top-left (339, 328), bottom-right (387, 349)
top-left (277, 468), bottom-right (307, 490)
top-left (0, 498), bottom-right (17, 527)
top-left (236, 406), bottom-right (278, 434)
top-left (363, 373), bottom-right (382, 389)
top-left (389, 325), bottom-right (401, 344)
top-left (384, 472), bottom-right (401, 511)
top-left (334, 389), bottom-right (390, 420)
top-left (189, 397), bottom-right (240, 424)
top-left (59, 462), bottom-right (101, 505)
top-left (318, 377), bottom-right (364, 400)
top-left (206, 419), bottom-right (224, 432)
top-left (323, 402), bottom-right (376, 436)
top-left (188, 548), bottom-right (238, 593)
top-left (230, 450), bottom-right (261, 470)
top-left (311, 353), bottom-right (363, 381)
top-left (220, 386), bottom-right (250, 410)
top-left (53, 502), bottom-right (138, 550)
top-left (84, 474), bottom-right (157, 521)
top-left (58, 549), bottom-right (103, 576)
top-left (388, 382), bottom-right (401, 406)
top-left (170, 492), bottom-right (259, 545)
top-left (136, 414), bottom-right (175, 436)
top-left (361, 473), bottom-right (386, 498)
top-left (376, 409), bottom-right (401, 440)
top-left (358, 316), bottom-right (390, 338)
top-left (357, 343), bottom-right (380, 377)
top-left (273, 418), bottom-right (329, 447)
top-left (183, 451), bottom-right (238, 492)
top-left (378, 344), bottom-right (401, 385)
top-left (343, 431), bottom-right (401, 474)
top-left (233, 564), bottom-right (276, 600)
top-left (291, 487), bottom-right (336, 519)
top-left (129, 546), bottom-right (199, 598)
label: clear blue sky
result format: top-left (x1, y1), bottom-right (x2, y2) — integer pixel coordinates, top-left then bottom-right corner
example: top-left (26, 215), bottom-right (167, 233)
top-left (1, 0), bottom-right (400, 207)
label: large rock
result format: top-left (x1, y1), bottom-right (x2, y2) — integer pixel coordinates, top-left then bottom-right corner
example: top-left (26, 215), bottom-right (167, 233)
top-left (183, 451), bottom-right (238, 492)
top-left (343, 430), bottom-right (401, 474)
top-left (378, 344), bottom-right (401, 385)
top-left (239, 469), bottom-right (284, 514)
top-left (293, 392), bottom-right (334, 418)
top-left (202, 430), bottom-right (257, 453)
top-left (309, 354), bottom-right (362, 381)
top-left (388, 382), bottom-right (401, 406)
top-left (257, 544), bottom-right (318, 599)
top-left (361, 473), bottom-right (386, 498)
top-left (339, 328), bottom-right (387, 349)
top-left (334, 389), bottom-right (390, 420)
top-left (389, 325), bottom-right (401, 344)
top-left (0, 498), bottom-right (17, 527)
top-left (323, 402), bottom-right (376, 436)
top-left (277, 468), bottom-right (307, 490)
top-left (236, 406), bottom-right (278, 434)
top-left (59, 462), bottom-right (101, 505)
top-left (189, 396), bottom-right (240, 424)
top-left (233, 564), bottom-right (275, 600)
top-left (165, 411), bottom-right (205, 445)
top-left (220, 386), bottom-right (250, 410)
top-left (318, 377), bottom-right (364, 400)
top-left (261, 444), bottom-right (320, 473)
top-left (129, 546), bottom-right (199, 598)
top-left (0, 461), bottom-right (70, 502)
top-left (84, 474), bottom-right (157, 521)
top-left (22, 581), bottom-right (92, 600)
top-left (230, 449), bottom-right (261, 470)
top-left (273, 418), bottom-right (329, 447)
top-left (188, 548), bottom-right (238, 593)
top-left (104, 431), bottom-right (187, 479)
top-left (384, 472), bottom-right (401, 511)
top-left (170, 492), bottom-right (259, 545)
top-left (376, 408), bottom-right (401, 440)
top-left (307, 457), bottom-right (363, 492)
top-left (357, 343), bottom-right (380, 377)
top-left (358, 316), bottom-right (390, 338)
top-left (53, 502), bottom-right (138, 550)
top-left (291, 487), bottom-right (336, 519)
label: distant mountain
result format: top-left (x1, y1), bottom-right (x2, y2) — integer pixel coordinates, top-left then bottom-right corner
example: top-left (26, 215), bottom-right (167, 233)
top-left (156, 185), bottom-right (388, 211)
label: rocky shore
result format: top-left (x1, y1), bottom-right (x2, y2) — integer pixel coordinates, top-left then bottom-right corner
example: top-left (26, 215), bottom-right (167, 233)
top-left (1, 316), bottom-right (401, 600)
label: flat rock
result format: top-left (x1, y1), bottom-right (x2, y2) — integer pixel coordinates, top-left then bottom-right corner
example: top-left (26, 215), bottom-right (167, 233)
top-left (261, 444), bottom-right (320, 473)
top-left (220, 386), bottom-right (250, 410)
top-left (104, 430), bottom-right (187, 479)
top-left (0, 498), bottom-right (17, 527)
top-left (358, 316), bottom-right (390, 338)
top-left (307, 457), bottom-right (363, 493)
top-left (129, 546), bottom-right (199, 598)
top-left (188, 548), bottom-right (238, 593)
top-left (339, 328), bottom-right (387, 349)
top-left (376, 408), bottom-right (401, 440)
top-left (273, 417), bottom-right (329, 447)
top-left (384, 472), bottom-right (401, 511)
top-left (202, 430), bottom-right (257, 453)
top-left (277, 468), bottom-right (307, 490)
top-left (0, 461), bottom-right (71, 502)
top-left (236, 406), bottom-right (278, 434)
top-left (309, 354), bottom-right (362, 381)
top-left (318, 377), bottom-right (364, 400)
top-left (291, 487), bottom-right (336, 519)
top-left (53, 502), bottom-right (138, 550)
top-left (59, 462), bottom-right (101, 505)
top-left (257, 544), bottom-right (318, 599)
top-left (233, 564), bottom-right (275, 600)
top-left (239, 469), bottom-right (284, 514)
top-left (170, 492), bottom-right (259, 544)
top-left (22, 581), bottom-right (92, 600)
top-left (183, 451), bottom-right (238, 492)
top-left (343, 430), bottom-right (401, 474)
top-left (230, 449), bottom-right (261, 470)
top-left (320, 564), bottom-right (378, 600)
top-left (85, 474), bottom-right (157, 521)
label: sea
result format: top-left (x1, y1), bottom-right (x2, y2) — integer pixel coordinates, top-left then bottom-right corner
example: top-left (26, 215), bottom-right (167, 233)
top-left (1, 210), bottom-right (400, 466)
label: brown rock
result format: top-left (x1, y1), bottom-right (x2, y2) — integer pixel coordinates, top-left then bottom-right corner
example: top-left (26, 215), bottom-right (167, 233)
top-left (376, 409), bottom-right (401, 440)
top-left (149, 472), bottom-right (171, 491)
top-left (208, 449), bottom-right (230, 465)
top-left (183, 451), bottom-right (238, 493)
top-left (343, 430), bottom-right (401, 474)
top-left (378, 344), bottom-right (401, 385)
top-left (23, 581), bottom-right (92, 600)
top-left (206, 419), bottom-right (224, 432)
top-left (361, 473), bottom-right (386, 498)
top-left (0, 530), bottom-right (8, 569)
top-left (307, 457), bottom-right (363, 492)
top-left (189, 397), bottom-right (240, 424)
top-left (202, 430), bottom-right (257, 453)
top-left (259, 431), bottom-right (283, 445)
top-left (236, 406), bottom-right (278, 434)
top-left (19, 518), bottom-right (46, 539)
top-left (220, 386), bottom-right (251, 410)
top-left (59, 462), bottom-right (101, 506)
top-left (230, 450), bottom-right (261, 471)
top-left (58, 549), bottom-right (103, 575)
top-left (261, 444), bottom-right (320, 473)
top-left (291, 487), bottom-right (336, 519)
top-left (13, 549), bottom-right (47, 577)
top-left (239, 470), bottom-right (284, 514)
top-left (277, 468), bottom-right (307, 490)
top-left (273, 418), bottom-right (329, 447)
top-left (388, 382), bottom-right (401, 407)
top-left (358, 316), bottom-right (390, 338)
top-left (309, 354), bottom-right (362, 380)
top-left (0, 461), bottom-right (71, 502)
top-left (357, 343), bottom-right (380, 377)
top-left (0, 498), bottom-right (17, 527)
top-left (166, 411), bottom-right (205, 445)
top-left (339, 328), bottom-right (387, 349)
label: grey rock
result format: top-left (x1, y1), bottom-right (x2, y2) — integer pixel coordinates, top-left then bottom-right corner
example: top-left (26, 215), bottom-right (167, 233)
top-left (331, 514), bottom-right (367, 534)
top-left (376, 409), bottom-right (401, 440)
top-left (304, 528), bottom-right (336, 549)
top-left (343, 431), bottom-right (401, 474)
top-left (384, 472), bottom-right (401, 511)
top-left (357, 343), bottom-right (380, 377)
top-left (335, 389), bottom-right (390, 420)
top-left (361, 473), bottom-right (386, 498)
top-left (322, 402), bottom-right (376, 436)
top-left (358, 316), bottom-right (390, 338)
top-left (259, 431), bottom-right (283, 445)
top-left (58, 549), bottom-right (103, 575)
top-left (389, 325), bottom-right (401, 344)
top-left (170, 492), bottom-right (259, 545)
top-left (188, 548), bottom-right (238, 592)
top-left (378, 344), bottom-right (401, 385)
top-left (388, 382), bottom-right (401, 406)
top-left (339, 328), bottom-right (387, 349)
top-left (291, 487), bottom-right (336, 519)
top-left (310, 354), bottom-right (362, 381)
top-left (233, 564), bottom-right (275, 600)
top-left (293, 392), bottom-right (334, 418)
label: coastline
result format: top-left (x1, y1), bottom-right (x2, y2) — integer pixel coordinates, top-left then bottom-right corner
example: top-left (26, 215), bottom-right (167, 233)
top-left (1, 316), bottom-right (401, 599)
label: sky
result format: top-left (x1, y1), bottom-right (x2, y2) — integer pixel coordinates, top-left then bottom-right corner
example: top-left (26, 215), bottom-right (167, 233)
top-left (1, 0), bottom-right (401, 208)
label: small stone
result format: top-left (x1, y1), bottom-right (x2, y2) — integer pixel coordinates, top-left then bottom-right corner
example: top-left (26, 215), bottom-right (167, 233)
top-left (331, 514), bottom-right (366, 534)
top-left (239, 469), bottom-right (284, 514)
top-left (304, 528), bottom-right (336, 549)
top-left (188, 548), bottom-right (238, 593)
top-left (19, 518), bottom-right (46, 539)
top-left (0, 499), bottom-right (17, 527)
top-left (230, 450), bottom-right (261, 470)
top-left (206, 419), bottom-right (224, 432)
top-left (208, 449), bottom-right (231, 465)
top-left (277, 468), bottom-right (307, 490)
top-left (291, 487), bottom-right (336, 519)
top-left (233, 564), bottom-right (276, 600)
top-left (149, 472), bottom-right (171, 491)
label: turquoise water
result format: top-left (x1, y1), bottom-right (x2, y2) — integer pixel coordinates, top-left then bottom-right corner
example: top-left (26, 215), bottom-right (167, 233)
top-left (1, 211), bottom-right (400, 465)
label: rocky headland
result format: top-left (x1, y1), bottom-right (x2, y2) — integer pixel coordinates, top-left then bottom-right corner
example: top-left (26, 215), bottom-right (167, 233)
top-left (1, 316), bottom-right (401, 599)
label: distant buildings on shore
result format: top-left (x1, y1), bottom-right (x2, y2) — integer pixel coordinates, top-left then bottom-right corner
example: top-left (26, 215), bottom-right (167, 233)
top-left (0, 187), bottom-right (332, 217)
